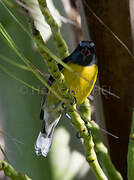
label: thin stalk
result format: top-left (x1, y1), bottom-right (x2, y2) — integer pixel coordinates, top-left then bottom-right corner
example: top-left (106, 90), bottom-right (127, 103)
top-left (127, 110), bottom-right (134, 180)
top-left (68, 105), bottom-right (108, 180)
top-left (0, 160), bottom-right (32, 180)
top-left (37, 0), bottom-right (69, 59)
top-left (0, 64), bottom-right (40, 92)
top-left (0, 23), bottom-right (63, 102)
top-left (79, 99), bottom-right (123, 180)
top-left (0, 54), bottom-right (30, 71)
top-left (0, 146), bottom-right (10, 163)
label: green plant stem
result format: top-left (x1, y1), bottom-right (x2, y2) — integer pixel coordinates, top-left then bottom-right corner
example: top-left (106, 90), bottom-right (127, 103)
top-left (68, 105), bottom-right (108, 180)
top-left (37, 0), bottom-right (69, 59)
top-left (1, 0), bottom-right (72, 72)
top-left (0, 54), bottom-right (31, 71)
top-left (21, 0), bottom-right (71, 98)
top-left (13, 0), bottom-right (73, 97)
top-left (127, 110), bottom-right (134, 180)
top-left (89, 121), bottom-right (122, 180)
top-left (0, 23), bottom-right (64, 102)
top-left (0, 146), bottom-right (10, 163)
top-left (0, 160), bottom-right (31, 180)
top-left (0, 64), bottom-right (40, 92)
top-left (32, 28), bottom-right (74, 103)
top-left (80, 99), bottom-right (123, 180)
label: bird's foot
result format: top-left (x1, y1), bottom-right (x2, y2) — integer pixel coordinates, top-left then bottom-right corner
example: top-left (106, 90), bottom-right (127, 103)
top-left (76, 127), bottom-right (91, 139)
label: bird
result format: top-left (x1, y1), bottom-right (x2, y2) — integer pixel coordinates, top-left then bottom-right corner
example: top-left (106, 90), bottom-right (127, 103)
top-left (35, 41), bottom-right (98, 157)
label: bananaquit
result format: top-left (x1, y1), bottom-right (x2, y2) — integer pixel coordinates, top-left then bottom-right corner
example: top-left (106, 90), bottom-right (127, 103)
top-left (35, 41), bottom-right (98, 157)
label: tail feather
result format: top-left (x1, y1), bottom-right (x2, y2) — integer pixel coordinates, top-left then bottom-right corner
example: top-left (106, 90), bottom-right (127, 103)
top-left (35, 132), bottom-right (52, 157)
top-left (35, 116), bottom-right (61, 157)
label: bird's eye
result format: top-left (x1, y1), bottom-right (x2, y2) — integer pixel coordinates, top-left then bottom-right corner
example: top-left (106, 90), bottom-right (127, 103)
top-left (80, 48), bottom-right (91, 56)
top-left (87, 49), bottom-right (91, 56)
top-left (80, 48), bottom-right (85, 55)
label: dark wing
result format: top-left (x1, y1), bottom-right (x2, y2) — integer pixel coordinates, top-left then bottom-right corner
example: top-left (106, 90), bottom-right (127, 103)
top-left (40, 56), bottom-right (70, 120)
top-left (40, 87), bottom-right (48, 120)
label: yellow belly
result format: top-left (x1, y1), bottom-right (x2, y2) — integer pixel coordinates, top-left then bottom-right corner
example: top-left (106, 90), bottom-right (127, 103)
top-left (47, 64), bottom-right (98, 106)
top-left (62, 64), bottom-right (98, 104)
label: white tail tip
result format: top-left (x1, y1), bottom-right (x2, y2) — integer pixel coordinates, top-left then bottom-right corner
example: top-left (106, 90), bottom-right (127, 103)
top-left (35, 132), bottom-right (52, 157)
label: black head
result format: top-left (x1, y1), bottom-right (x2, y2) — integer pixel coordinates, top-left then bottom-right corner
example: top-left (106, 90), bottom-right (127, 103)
top-left (69, 41), bottom-right (97, 66)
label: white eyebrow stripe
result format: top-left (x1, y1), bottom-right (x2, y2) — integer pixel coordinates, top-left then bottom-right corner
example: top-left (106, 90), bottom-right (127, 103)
top-left (80, 41), bottom-right (83, 46)
top-left (89, 42), bottom-right (95, 47)
top-left (79, 41), bottom-right (95, 48)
